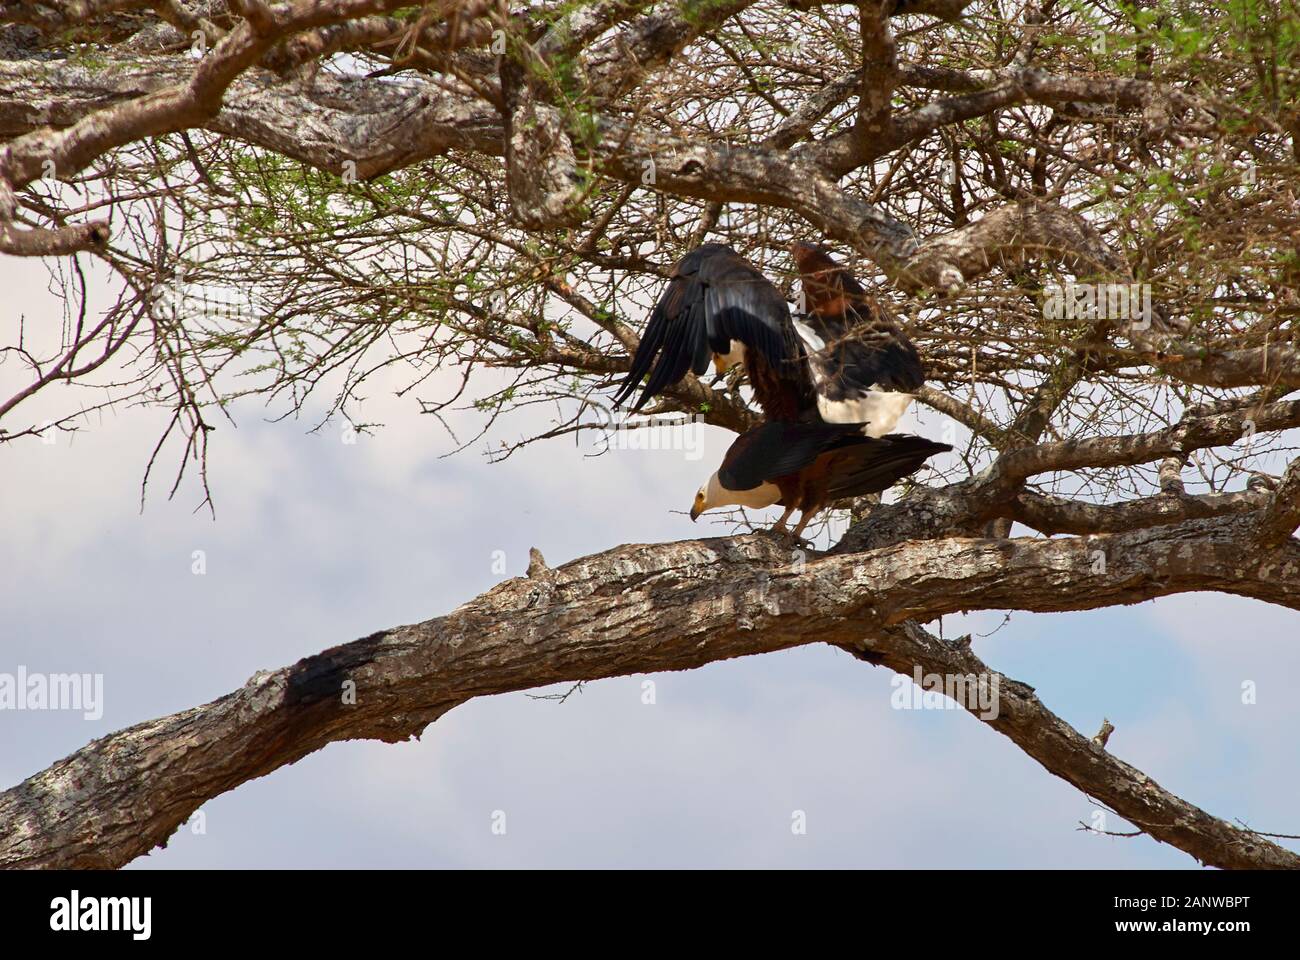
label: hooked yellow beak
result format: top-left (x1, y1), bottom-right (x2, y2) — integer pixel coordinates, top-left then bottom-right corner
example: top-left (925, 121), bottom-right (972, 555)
top-left (690, 494), bottom-right (705, 521)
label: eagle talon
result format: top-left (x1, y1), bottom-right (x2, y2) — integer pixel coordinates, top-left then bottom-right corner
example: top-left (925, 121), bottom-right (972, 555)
top-left (763, 521), bottom-right (810, 551)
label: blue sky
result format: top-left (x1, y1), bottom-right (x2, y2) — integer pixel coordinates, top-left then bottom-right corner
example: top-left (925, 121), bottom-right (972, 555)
top-left (2, 260), bottom-right (1298, 869)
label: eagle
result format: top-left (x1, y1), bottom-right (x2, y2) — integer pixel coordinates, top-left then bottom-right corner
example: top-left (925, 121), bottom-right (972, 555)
top-left (689, 422), bottom-right (950, 540)
top-left (788, 241), bottom-right (923, 437)
top-left (612, 242), bottom-right (923, 435)
top-left (612, 242), bottom-right (946, 539)
top-left (610, 242), bottom-right (811, 420)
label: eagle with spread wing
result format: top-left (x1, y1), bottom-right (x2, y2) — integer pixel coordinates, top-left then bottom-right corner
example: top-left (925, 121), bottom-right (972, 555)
top-left (610, 242), bottom-right (813, 421)
top-left (613, 242), bottom-right (922, 433)
top-left (613, 243), bottom-right (948, 539)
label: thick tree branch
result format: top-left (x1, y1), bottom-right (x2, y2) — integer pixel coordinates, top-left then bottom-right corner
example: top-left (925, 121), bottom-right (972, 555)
top-left (0, 216), bottom-right (109, 255)
top-left (859, 620), bottom-right (1297, 869)
top-left (1003, 487), bottom-right (1267, 536)
top-left (892, 198), bottom-right (1126, 293)
top-left (2, 516), bottom-right (1298, 869)
top-left (981, 399), bottom-right (1300, 496)
top-left (838, 399), bottom-right (1300, 552)
top-left (1256, 456), bottom-right (1300, 547)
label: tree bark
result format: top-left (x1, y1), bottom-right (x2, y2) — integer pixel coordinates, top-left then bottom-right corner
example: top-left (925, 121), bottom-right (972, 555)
top-left (3, 518), bottom-right (1298, 869)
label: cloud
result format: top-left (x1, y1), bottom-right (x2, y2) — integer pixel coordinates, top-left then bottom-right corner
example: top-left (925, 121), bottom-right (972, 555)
top-left (2, 258), bottom-right (1295, 869)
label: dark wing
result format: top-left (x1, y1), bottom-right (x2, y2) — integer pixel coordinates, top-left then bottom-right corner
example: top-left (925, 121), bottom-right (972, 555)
top-left (840, 297), bottom-right (924, 392)
top-left (612, 244), bottom-right (792, 412)
top-left (822, 434), bottom-right (951, 500)
top-left (791, 243), bottom-right (924, 398)
top-left (718, 420), bottom-right (863, 491)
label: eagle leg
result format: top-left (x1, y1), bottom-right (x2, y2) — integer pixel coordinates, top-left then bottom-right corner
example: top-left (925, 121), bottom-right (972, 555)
top-left (769, 505), bottom-right (795, 536)
top-left (771, 504), bottom-right (821, 551)
top-left (790, 508), bottom-right (817, 542)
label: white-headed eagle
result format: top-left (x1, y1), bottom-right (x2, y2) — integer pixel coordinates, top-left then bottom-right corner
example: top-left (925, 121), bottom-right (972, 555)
top-left (690, 422), bottom-right (950, 540)
top-left (612, 242), bottom-right (949, 539)
top-left (613, 242), bottom-right (924, 434)
top-left (610, 242), bottom-right (813, 421)
top-left (788, 241), bottom-right (924, 436)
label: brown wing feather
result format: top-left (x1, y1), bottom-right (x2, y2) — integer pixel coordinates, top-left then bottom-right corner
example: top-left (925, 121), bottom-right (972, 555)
top-left (791, 242), bottom-right (925, 395)
top-left (746, 350), bottom-right (811, 422)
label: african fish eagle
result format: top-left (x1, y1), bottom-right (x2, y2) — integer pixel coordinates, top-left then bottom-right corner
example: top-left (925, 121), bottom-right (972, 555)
top-left (689, 422), bottom-right (950, 540)
top-left (788, 242), bottom-right (924, 437)
top-left (612, 242), bottom-right (924, 436)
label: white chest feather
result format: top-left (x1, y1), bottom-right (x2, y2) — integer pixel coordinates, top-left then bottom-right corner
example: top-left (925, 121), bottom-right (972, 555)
top-left (707, 472), bottom-right (781, 510)
top-left (817, 390), bottom-right (913, 437)
top-left (792, 318), bottom-right (915, 436)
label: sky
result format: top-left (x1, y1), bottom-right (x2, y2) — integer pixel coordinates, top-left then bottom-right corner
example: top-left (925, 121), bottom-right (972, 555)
top-left (2, 254), bottom-right (1298, 870)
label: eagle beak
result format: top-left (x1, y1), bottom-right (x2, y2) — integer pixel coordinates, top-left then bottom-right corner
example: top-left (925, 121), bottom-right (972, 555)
top-left (689, 504), bottom-right (702, 522)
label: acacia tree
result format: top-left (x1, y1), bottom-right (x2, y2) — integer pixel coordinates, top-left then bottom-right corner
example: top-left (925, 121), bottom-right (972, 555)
top-left (1, 0), bottom-right (1299, 868)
